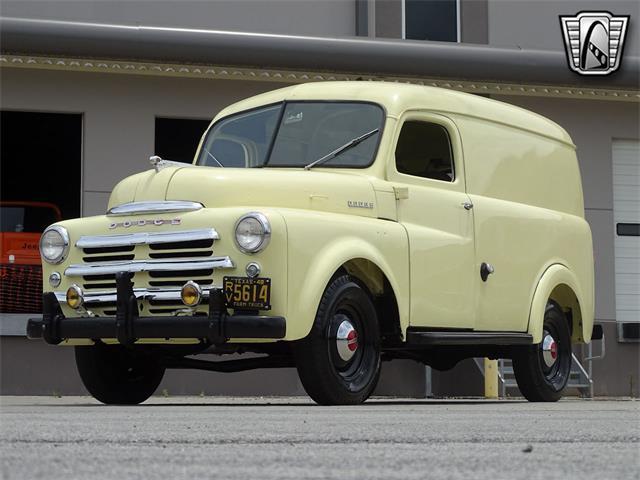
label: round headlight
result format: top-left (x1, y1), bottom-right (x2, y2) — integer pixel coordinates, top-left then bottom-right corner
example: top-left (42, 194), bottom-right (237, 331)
top-left (234, 212), bottom-right (270, 253)
top-left (40, 226), bottom-right (69, 264)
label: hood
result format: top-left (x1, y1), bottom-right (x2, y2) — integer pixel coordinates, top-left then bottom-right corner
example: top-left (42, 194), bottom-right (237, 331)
top-left (117, 166), bottom-right (387, 219)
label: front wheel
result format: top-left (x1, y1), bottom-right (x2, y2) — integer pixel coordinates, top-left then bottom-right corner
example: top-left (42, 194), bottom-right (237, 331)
top-left (294, 275), bottom-right (381, 405)
top-left (75, 344), bottom-right (165, 405)
top-left (512, 302), bottom-right (572, 402)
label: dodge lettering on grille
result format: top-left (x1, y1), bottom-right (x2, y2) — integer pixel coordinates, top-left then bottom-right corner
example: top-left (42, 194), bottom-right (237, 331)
top-left (109, 218), bottom-right (181, 229)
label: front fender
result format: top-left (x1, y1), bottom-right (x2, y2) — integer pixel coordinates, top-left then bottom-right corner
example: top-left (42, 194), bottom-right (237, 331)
top-left (527, 264), bottom-right (593, 343)
top-left (282, 210), bottom-right (409, 341)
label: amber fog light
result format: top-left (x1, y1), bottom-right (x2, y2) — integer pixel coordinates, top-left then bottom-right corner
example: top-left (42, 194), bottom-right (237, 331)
top-left (66, 285), bottom-right (84, 309)
top-left (181, 281), bottom-right (202, 307)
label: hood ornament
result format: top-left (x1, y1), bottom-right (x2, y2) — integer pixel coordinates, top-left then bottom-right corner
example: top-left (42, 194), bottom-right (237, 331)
top-left (149, 155), bottom-right (197, 173)
top-left (149, 155), bottom-right (163, 172)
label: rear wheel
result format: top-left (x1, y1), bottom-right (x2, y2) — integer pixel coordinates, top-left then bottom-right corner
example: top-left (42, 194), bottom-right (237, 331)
top-left (75, 344), bottom-right (165, 405)
top-left (294, 275), bottom-right (381, 405)
top-left (513, 302), bottom-right (572, 402)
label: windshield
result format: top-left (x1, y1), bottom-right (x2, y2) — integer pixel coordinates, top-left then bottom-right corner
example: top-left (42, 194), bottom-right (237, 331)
top-left (196, 102), bottom-right (384, 168)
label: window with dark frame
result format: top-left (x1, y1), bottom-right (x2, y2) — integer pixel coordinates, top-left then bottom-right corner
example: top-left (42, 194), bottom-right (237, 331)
top-left (395, 121), bottom-right (455, 182)
top-left (0, 111), bottom-right (82, 219)
top-left (405, 0), bottom-right (458, 42)
top-left (155, 117), bottom-right (211, 164)
top-left (1, 110), bottom-right (82, 315)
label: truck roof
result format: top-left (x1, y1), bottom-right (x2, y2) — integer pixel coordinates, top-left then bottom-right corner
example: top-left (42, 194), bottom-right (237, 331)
top-left (216, 81), bottom-right (574, 147)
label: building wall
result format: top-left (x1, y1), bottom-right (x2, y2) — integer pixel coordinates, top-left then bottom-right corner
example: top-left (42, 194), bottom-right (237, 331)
top-left (0, 0), bottom-right (491, 45)
top-left (460, 0), bottom-right (488, 44)
top-left (375, 0), bottom-right (403, 39)
top-left (488, 0), bottom-right (640, 56)
top-left (0, 0), bottom-right (356, 37)
top-left (366, 0), bottom-right (489, 43)
top-left (4, 0), bottom-right (638, 53)
top-left (0, 69), bottom-right (291, 216)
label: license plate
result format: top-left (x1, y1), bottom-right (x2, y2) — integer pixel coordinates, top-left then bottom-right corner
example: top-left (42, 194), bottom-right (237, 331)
top-left (223, 276), bottom-right (271, 310)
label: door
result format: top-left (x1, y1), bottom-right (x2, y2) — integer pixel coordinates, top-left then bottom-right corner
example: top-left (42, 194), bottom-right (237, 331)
top-left (613, 139), bottom-right (640, 337)
top-left (388, 113), bottom-right (476, 329)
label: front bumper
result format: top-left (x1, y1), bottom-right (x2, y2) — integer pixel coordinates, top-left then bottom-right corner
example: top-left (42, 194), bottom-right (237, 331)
top-left (27, 272), bottom-right (286, 345)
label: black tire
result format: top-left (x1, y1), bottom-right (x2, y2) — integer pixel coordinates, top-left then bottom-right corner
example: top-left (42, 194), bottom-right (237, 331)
top-left (513, 302), bottom-right (572, 402)
top-left (294, 275), bottom-right (381, 405)
top-left (75, 344), bottom-right (165, 405)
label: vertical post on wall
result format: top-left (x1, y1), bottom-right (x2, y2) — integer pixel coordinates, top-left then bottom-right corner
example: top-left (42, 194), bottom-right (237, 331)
top-left (368, 0), bottom-right (376, 37)
top-left (401, 0), bottom-right (406, 39)
top-left (355, 0), bottom-right (368, 36)
top-left (484, 358), bottom-right (498, 399)
top-left (587, 342), bottom-right (594, 398)
top-left (456, 0), bottom-right (462, 42)
top-left (425, 365), bottom-right (433, 398)
top-left (356, 0), bottom-right (376, 38)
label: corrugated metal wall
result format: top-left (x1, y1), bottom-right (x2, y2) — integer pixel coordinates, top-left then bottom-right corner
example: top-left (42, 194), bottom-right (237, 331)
top-left (612, 140), bottom-right (640, 324)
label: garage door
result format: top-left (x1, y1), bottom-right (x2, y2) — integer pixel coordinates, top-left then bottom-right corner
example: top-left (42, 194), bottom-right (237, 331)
top-left (613, 139), bottom-right (640, 330)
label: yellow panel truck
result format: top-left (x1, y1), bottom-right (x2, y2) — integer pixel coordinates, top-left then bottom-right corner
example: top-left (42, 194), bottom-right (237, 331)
top-left (28, 82), bottom-right (599, 405)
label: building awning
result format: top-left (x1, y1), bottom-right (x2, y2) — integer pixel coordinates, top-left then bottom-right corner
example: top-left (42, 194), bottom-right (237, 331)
top-left (1, 16), bottom-right (638, 91)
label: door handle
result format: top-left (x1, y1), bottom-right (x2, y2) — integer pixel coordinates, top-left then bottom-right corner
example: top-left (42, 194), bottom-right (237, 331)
top-left (480, 262), bottom-right (495, 282)
top-left (462, 201), bottom-right (473, 210)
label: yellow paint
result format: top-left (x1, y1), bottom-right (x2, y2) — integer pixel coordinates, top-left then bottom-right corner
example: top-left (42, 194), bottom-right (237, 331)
top-left (41, 82), bottom-right (594, 346)
top-left (484, 358), bottom-right (499, 399)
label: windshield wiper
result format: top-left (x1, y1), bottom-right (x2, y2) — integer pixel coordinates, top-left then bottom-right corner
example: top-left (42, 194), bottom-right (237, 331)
top-left (204, 148), bottom-right (224, 168)
top-left (303, 128), bottom-right (379, 170)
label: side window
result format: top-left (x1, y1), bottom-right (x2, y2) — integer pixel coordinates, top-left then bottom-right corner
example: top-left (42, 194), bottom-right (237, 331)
top-left (395, 121), bottom-right (454, 182)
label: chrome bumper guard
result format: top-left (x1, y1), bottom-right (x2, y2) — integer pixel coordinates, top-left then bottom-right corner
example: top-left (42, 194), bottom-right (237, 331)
top-left (27, 272), bottom-right (286, 345)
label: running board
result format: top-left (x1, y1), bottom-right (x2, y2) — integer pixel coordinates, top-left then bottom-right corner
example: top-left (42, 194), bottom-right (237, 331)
top-left (406, 330), bottom-right (534, 346)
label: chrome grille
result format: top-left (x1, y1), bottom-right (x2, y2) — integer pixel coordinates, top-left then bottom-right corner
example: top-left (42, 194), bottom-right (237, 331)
top-left (65, 228), bottom-right (233, 314)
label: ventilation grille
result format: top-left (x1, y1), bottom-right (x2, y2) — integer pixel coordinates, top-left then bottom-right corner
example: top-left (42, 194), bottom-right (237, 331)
top-left (80, 238), bottom-right (215, 295)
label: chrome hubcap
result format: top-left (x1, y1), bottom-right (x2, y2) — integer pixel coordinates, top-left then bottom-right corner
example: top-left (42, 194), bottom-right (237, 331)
top-left (336, 320), bottom-right (358, 362)
top-left (542, 333), bottom-right (558, 368)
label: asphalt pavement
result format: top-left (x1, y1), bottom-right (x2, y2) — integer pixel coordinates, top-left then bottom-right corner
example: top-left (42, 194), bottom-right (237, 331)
top-left (1, 396), bottom-right (638, 480)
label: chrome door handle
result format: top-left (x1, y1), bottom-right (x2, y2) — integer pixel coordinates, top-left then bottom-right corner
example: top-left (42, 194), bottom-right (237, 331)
top-left (462, 202), bottom-right (473, 210)
top-left (480, 262), bottom-right (495, 282)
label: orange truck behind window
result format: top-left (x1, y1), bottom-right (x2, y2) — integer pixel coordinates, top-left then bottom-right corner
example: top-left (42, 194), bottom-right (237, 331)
top-left (1, 201), bottom-right (62, 313)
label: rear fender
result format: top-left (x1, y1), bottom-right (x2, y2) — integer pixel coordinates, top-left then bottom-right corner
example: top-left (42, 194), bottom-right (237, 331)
top-left (528, 264), bottom-right (592, 343)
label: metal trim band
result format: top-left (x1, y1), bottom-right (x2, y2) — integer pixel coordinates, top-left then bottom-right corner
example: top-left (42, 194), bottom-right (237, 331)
top-left (107, 201), bottom-right (203, 216)
top-left (3, 55), bottom-right (638, 103)
top-left (76, 228), bottom-right (219, 248)
top-left (64, 256), bottom-right (234, 276)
